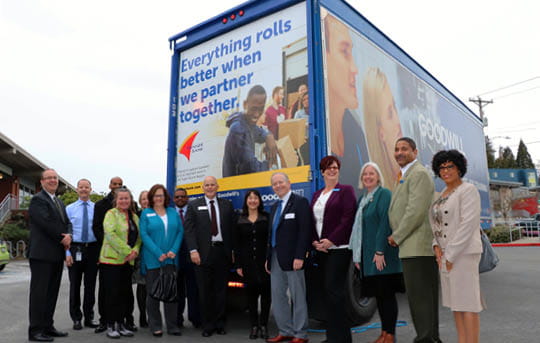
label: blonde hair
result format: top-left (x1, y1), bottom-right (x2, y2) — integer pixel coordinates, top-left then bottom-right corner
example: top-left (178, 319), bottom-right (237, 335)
top-left (363, 67), bottom-right (401, 191)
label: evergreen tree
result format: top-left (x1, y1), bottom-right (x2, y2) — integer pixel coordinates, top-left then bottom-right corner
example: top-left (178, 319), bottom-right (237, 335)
top-left (485, 136), bottom-right (496, 168)
top-left (515, 139), bottom-right (535, 169)
top-left (494, 146), bottom-right (517, 168)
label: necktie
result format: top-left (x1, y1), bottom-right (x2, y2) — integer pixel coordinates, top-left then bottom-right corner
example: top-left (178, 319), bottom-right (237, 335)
top-left (54, 196), bottom-right (66, 222)
top-left (271, 200), bottom-right (283, 247)
top-left (209, 200), bottom-right (218, 236)
top-left (179, 208), bottom-right (185, 224)
top-left (81, 202), bottom-right (89, 242)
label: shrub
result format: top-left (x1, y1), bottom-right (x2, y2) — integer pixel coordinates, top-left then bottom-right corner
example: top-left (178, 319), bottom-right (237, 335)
top-left (0, 222), bottom-right (29, 243)
top-left (485, 224), bottom-right (520, 243)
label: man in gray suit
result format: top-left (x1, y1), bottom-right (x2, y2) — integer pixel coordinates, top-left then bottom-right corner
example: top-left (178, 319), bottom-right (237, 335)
top-left (184, 176), bottom-right (235, 337)
top-left (388, 137), bottom-right (440, 343)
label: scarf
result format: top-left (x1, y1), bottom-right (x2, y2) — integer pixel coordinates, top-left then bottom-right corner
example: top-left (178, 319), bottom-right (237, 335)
top-left (348, 186), bottom-right (379, 263)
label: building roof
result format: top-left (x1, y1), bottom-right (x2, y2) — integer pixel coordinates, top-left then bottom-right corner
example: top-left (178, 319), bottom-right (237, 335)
top-left (0, 131), bottom-right (75, 192)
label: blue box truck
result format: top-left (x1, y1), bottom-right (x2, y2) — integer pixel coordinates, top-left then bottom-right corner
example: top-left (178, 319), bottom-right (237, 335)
top-left (166, 0), bottom-right (492, 324)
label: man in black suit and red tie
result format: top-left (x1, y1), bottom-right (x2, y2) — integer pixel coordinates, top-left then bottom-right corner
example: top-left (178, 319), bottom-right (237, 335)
top-left (184, 176), bottom-right (235, 337)
top-left (173, 187), bottom-right (201, 329)
top-left (266, 172), bottom-right (312, 343)
top-left (28, 169), bottom-right (72, 342)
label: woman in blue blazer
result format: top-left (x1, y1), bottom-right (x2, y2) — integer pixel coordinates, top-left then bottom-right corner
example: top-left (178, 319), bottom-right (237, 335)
top-left (139, 184), bottom-right (183, 337)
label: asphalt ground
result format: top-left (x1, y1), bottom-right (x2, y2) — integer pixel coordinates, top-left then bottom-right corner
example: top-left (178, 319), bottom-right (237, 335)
top-left (0, 246), bottom-right (539, 342)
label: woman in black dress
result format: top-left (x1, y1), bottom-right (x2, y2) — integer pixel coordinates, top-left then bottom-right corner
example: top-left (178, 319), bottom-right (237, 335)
top-left (234, 190), bottom-right (271, 339)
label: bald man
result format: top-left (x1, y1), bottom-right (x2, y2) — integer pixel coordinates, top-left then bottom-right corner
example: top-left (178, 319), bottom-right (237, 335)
top-left (184, 176), bottom-right (235, 337)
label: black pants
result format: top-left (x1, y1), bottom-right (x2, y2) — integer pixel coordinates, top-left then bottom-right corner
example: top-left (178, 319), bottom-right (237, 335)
top-left (401, 257), bottom-right (440, 343)
top-left (319, 249), bottom-right (352, 343)
top-left (246, 277), bottom-right (271, 326)
top-left (67, 243), bottom-right (99, 322)
top-left (376, 294), bottom-right (398, 335)
top-left (28, 259), bottom-right (64, 336)
top-left (136, 284), bottom-right (147, 325)
top-left (100, 263), bottom-right (133, 324)
top-left (177, 257), bottom-right (201, 326)
top-left (145, 267), bottom-right (179, 332)
top-left (194, 245), bottom-right (229, 332)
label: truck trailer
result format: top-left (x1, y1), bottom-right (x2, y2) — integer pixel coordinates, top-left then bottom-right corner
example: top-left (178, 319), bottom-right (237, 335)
top-left (166, 0), bottom-right (491, 324)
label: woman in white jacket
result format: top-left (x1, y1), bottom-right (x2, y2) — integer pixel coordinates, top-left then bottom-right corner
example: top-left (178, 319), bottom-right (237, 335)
top-left (430, 150), bottom-right (484, 343)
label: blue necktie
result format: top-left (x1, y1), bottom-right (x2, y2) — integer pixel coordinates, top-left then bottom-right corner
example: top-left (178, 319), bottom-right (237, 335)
top-left (271, 200), bottom-right (283, 247)
top-left (81, 202), bottom-right (89, 242)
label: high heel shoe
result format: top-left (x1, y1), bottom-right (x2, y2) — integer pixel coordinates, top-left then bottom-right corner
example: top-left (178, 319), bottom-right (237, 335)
top-left (249, 326), bottom-right (259, 339)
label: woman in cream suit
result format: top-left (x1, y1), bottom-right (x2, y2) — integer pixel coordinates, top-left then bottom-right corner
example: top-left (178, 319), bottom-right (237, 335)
top-left (430, 150), bottom-right (484, 343)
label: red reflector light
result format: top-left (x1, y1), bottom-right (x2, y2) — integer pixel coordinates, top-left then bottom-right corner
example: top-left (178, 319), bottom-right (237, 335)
top-left (222, 18), bottom-right (228, 24)
top-left (228, 281), bottom-right (245, 288)
top-left (239, 10), bottom-right (244, 16)
top-left (230, 14), bottom-right (236, 20)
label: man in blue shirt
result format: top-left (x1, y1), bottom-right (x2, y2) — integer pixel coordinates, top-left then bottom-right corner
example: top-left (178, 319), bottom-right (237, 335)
top-left (65, 179), bottom-right (99, 330)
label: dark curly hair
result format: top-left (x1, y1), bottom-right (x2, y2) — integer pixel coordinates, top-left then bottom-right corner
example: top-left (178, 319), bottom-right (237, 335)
top-left (319, 155), bottom-right (341, 172)
top-left (241, 189), bottom-right (264, 216)
top-left (431, 150), bottom-right (467, 178)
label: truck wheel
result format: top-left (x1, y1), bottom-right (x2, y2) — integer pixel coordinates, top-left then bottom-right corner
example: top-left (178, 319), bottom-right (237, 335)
top-left (344, 259), bottom-right (377, 325)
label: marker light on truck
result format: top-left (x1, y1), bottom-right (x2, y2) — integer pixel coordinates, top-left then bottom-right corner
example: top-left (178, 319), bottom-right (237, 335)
top-left (228, 281), bottom-right (245, 288)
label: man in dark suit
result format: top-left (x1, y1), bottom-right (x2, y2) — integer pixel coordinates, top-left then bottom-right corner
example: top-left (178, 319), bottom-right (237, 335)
top-left (28, 169), bottom-right (72, 342)
top-left (173, 188), bottom-right (201, 329)
top-left (92, 176), bottom-right (126, 333)
top-left (184, 176), bottom-right (235, 337)
top-left (266, 172), bottom-right (311, 343)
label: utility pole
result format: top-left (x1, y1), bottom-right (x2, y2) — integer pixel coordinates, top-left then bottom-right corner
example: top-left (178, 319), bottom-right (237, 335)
top-left (469, 96), bottom-right (493, 125)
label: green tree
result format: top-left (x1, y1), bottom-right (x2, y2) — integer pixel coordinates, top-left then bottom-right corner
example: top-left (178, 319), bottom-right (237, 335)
top-left (515, 139), bottom-right (535, 169)
top-left (494, 146), bottom-right (517, 168)
top-left (58, 191), bottom-right (104, 206)
top-left (485, 136), bottom-right (496, 168)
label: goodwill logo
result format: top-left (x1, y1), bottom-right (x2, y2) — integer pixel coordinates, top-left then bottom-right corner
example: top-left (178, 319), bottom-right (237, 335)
top-left (178, 131), bottom-right (202, 161)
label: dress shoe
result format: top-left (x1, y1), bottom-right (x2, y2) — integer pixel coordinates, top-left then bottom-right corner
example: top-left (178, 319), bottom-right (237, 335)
top-left (124, 322), bottom-right (137, 332)
top-left (249, 326), bottom-right (259, 339)
top-left (291, 338), bottom-right (309, 343)
top-left (28, 333), bottom-right (54, 342)
top-left (373, 330), bottom-right (387, 343)
top-left (84, 319), bottom-right (99, 328)
top-left (168, 330), bottom-right (182, 336)
top-left (216, 328), bottom-right (226, 335)
top-left (73, 321), bottom-right (83, 330)
top-left (266, 335), bottom-right (294, 342)
top-left (95, 323), bottom-right (107, 333)
top-left (152, 331), bottom-right (163, 337)
top-left (260, 326), bottom-right (269, 339)
top-left (201, 330), bottom-right (213, 337)
top-left (45, 328), bottom-right (68, 337)
top-left (382, 333), bottom-right (395, 343)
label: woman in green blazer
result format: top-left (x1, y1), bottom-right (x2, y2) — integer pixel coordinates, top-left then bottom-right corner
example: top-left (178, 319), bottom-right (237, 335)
top-left (99, 187), bottom-right (141, 339)
top-left (349, 162), bottom-right (403, 343)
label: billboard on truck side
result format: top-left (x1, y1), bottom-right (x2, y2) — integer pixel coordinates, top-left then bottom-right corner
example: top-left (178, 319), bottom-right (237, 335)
top-left (174, 2), bottom-right (310, 207)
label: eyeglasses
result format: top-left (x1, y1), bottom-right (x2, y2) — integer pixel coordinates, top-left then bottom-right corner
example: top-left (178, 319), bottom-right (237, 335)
top-left (42, 176), bottom-right (58, 181)
top-left (438, 164), bottom-right (456, 172)
top-left (154, 194), bottom-right (165, 198)
top-left (324, 166), bottom-right (339, 171)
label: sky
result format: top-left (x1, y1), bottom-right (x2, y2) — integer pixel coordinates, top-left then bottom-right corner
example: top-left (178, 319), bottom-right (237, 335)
top-left (1, 0), bottom-right (539, 196)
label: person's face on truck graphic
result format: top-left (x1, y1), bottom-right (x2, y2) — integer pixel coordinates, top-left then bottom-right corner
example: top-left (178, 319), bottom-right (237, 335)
top-left (325, 16), bottom-right (358, 110)
top-left (244, 93), bottom-right (267, 125)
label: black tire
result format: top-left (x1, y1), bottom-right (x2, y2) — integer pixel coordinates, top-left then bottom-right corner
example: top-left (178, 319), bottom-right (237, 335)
top-left (0, 264), bottom-right (5, 272)
top-left (306, 255), bottom-right (376, 326)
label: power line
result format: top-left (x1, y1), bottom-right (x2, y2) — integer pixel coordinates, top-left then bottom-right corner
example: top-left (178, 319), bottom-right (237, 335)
top-left (477, 76), bottom-right (539, 96)
top-left (493, 85), bottom-right (540, 100)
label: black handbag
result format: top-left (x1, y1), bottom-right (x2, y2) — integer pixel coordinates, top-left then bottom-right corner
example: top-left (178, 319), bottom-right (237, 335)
top-left (149, 264), bottom-right (178, 302)
top-left (479, 229), bottom-right (499, 273)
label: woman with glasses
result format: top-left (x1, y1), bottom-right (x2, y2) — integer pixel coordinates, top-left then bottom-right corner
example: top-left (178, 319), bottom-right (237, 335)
top-left (99, 187), bottom-right (141, 339)
top-left (310, 155), bottom-right (356, 343)
top-left (430, 150), bottom-right (484, 343)
top-left (139, 184), bottom-right (184, 337)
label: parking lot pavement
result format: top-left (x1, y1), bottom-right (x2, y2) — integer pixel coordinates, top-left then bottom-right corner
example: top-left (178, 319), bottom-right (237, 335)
top-left (1, 247), bottom-right (539, 342)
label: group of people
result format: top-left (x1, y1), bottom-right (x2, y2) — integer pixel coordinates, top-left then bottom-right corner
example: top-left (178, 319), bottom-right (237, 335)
top-left (27, 137), bottom-right (484, 343)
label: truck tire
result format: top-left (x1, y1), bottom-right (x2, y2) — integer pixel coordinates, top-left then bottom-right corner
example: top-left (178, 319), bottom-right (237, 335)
top-left (306, 256), bottom-right (376, 325)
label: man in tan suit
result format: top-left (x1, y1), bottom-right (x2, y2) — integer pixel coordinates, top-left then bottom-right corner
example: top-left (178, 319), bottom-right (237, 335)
top-left (388, 137), bottom-right (441, 343)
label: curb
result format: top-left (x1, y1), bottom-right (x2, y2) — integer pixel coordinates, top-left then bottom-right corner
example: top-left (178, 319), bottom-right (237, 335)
top-left (492, 242), bottom-right (540, 247)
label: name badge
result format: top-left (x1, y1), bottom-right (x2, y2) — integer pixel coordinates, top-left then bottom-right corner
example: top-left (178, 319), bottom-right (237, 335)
top-left (198, 206), bottom-right (208, 211)
top-left (75, 251), bottom-right (83, 261)
top-left (284, 213), bottom-right (295, 219)
top-left (146, 213), bottom-right (156, 217)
